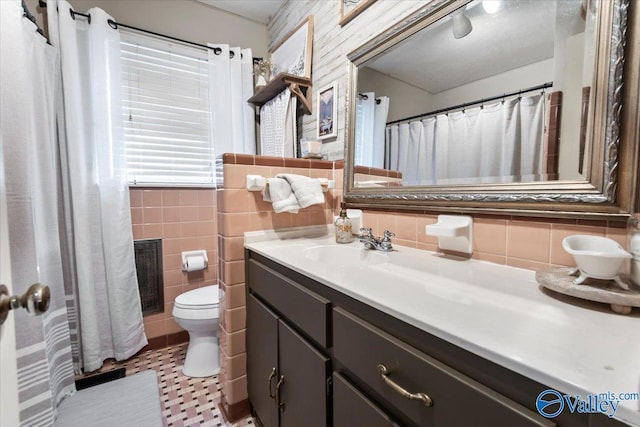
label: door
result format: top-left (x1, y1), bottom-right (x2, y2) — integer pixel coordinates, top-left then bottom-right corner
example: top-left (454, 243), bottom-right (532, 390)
top-left (247, 294), bottom-right (279, 427)
top-left (0, 175), bottom-right (20, 427)
top-left (278, 321), bottom-right (330, 427)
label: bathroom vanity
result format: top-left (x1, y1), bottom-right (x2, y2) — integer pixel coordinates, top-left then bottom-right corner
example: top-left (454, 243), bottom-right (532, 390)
top-left (244, 227), bottom-right (640, 427)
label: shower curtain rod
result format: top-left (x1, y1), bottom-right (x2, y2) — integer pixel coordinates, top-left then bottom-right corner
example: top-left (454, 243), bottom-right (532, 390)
top-left (386, 81), bottom-right (553, 126)
top-left (37, 0), bottom-right (262, 61)
top-left (358, 93), bottom-right (382, 104)
top-left (23, 0), bottom-right (45, 36)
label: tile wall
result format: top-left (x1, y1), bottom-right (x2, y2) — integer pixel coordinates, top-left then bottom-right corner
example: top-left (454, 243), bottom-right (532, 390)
top-left (129, 188), bottom-right (218, 349)
top-left (129, 156), bottom-right (628, 422)
top-left (216, 154), bottom-right (341, 421)
top-left (360, 211), bottom-right (627, 270)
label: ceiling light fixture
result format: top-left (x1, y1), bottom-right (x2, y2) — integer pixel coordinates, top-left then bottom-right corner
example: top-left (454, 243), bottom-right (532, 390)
top-left (482, 0), bottom-right (501, 14)
top-left (451, 8), bottom-right (472, 39)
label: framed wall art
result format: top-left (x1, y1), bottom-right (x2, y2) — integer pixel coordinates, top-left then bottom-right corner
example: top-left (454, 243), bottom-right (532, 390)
top-left (317, 82), bottom-right (337, 140)
top-left (339, 0), bottom-right (377, 26)
top-left (270, 16), bottom-right (314, 79)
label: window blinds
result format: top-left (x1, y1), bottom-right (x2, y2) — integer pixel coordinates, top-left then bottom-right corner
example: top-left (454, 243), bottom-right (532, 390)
top-left (121, 31), bottom-right (214, 186)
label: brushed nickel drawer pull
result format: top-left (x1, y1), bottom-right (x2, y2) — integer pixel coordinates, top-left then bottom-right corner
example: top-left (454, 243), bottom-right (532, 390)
top-left (377, 364), bottom-right (433, 407)
top-left (267, 367), bottom-right (276, 400)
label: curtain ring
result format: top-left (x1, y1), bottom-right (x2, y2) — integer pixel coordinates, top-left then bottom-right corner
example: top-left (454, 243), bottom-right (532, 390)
top-left (108, 19), bottom-right (118, 29)
top-left (213, 47), bottom-right (222, 55)
top-left (70, 9), bottom-right (91, 23)
top-left (230, 51), bottom-right (235, 59)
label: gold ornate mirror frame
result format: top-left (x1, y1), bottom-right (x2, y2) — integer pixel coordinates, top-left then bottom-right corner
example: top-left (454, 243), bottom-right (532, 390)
top-left (344, 0), bottom-right (639, 221)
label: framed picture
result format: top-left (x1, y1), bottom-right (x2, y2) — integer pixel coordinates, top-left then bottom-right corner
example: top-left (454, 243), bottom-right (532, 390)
top-left (270, 16), bottom-right (314, 79)
top-left (317, 82), bottom-right (338, 140)
top-left (339, 0), bottom-right (377, 26)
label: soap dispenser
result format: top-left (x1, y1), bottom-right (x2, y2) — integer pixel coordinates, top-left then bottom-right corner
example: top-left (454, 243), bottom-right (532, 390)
top-left (335, 203), bottom-right (353, 244)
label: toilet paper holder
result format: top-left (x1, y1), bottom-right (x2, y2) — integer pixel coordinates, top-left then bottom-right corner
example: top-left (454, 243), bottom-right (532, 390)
top-left (181, 250), bottom-right (208, 272)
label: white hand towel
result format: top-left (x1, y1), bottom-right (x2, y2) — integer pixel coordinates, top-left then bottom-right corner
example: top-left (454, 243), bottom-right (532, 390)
top-left (263, 177), bottom-right (300, 213)
top-left (276, 173), bottom-right (325, 208)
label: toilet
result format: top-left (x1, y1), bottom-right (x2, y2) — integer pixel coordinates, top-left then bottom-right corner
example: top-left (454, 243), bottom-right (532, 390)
top-left (172, 285), bottom-right (220, 377)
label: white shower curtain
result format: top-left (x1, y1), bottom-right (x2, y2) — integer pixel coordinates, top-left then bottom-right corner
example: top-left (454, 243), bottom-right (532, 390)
top-left (354, 92), bottom-right (389, 168)
top-left (208, 44), bottom-right (256, 155)
top-left (355, 93), bottom-right (375, 167)
top-left (372, 97), bottom-right (390, 169)
top-left (386, 94), bottom-right (545, 185)
top-left (48, 0), bottom-right (147, 372)
top-left (1, 1), bottom-right (76, 423)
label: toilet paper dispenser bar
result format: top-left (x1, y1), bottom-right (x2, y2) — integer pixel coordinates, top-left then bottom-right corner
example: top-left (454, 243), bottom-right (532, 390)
top-left (181, 250), bottom-right (208, 272)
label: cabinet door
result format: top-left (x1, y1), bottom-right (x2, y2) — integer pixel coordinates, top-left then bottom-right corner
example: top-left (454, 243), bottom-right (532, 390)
top-left (278, 321), bottom-right (330, 427)
top-left (333, 372), bottom-right (400, 427)
top-left (247, 295), bottom-right (279, 427)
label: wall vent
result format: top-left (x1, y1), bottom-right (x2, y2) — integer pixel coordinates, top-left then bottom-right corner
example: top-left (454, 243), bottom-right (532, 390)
top-left (134, 239), bottom-right (164, 316)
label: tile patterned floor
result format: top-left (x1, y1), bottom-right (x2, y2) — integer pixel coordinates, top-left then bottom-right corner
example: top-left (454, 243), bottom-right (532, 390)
top-left (93, 343), bottom-right (254, 427)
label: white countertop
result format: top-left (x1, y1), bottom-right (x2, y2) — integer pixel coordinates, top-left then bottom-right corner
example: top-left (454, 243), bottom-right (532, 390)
top-left (244, 226), bottom-right (640, 426)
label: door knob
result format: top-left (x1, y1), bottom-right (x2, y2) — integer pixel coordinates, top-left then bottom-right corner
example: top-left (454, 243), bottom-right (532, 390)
top-left (0, 283), bottom-right (50, 325)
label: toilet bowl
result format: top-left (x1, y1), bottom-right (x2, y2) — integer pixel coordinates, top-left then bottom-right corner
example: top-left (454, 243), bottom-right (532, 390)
top-left (172, 285), bottom-right (220, 377)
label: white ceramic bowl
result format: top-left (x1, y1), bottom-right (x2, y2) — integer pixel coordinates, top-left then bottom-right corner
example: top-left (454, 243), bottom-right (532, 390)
top-left (562, 235), bottom-right (631, 279)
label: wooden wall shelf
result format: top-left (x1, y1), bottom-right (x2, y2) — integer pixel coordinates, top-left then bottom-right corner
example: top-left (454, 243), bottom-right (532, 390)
top-left (248, 73), bottom-right (312, 115)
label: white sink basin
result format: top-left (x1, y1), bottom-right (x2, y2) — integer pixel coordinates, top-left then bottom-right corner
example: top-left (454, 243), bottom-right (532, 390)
top-left (303, 244), bottom-right (389, 267)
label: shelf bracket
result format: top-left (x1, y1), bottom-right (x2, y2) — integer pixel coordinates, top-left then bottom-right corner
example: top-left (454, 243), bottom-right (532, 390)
top-left (289, 83), bottom-right (312, 115)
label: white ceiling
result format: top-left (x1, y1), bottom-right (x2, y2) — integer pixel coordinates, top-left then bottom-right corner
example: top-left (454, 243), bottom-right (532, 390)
top-left (366, 0), bottom-right (584, 93)
top-left (196, 0), bottom-right (285, 24)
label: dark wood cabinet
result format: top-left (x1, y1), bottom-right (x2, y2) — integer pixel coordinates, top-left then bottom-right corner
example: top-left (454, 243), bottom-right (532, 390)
top-left (247, 295), bottom-right (279, 427)
top-left (247, 293), bottom-right (330, 427)
top-left (278, 321), bottom-right (330, 427)
top-left (246, 250), bottom-right (631, 427)
top-left (333, 372), bottom-right (399, 427)
top-left (333, 307), bottom-right (554, 427)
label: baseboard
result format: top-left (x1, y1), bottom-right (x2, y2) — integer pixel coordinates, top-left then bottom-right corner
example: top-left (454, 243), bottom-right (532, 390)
top-left (167, 330), bottom-right (189, 346)
top-left (218, 396), bottom-right (250, 424)
top-left (143, 331), bottom-right (189, 352)
top-left (75, 367), bottom-right (126, 390)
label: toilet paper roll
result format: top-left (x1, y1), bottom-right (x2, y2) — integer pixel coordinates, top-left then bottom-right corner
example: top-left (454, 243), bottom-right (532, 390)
top-left (184, 255), bottom-right (206, 272)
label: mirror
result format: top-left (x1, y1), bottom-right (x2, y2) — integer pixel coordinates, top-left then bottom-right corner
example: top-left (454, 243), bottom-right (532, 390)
top-left (344, 0), bottom-right (638, 219)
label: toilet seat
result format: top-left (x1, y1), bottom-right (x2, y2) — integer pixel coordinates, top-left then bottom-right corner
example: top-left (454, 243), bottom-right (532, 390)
top-left (173, 285), bottom-right (220, 320)
top-left (174, 285), bottom-right (219, 310)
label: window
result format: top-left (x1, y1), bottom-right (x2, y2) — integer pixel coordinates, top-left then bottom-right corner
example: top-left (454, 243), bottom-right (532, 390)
top-left (121, 31), bottom-right (214, 186)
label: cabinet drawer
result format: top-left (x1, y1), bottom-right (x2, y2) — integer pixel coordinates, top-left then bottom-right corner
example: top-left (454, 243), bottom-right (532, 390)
top-left (333, 372), bottom-right (399, 427)
top-left (333, 308), bottom-right (554, 427)
top-left (248, 259), bottom-right (330, 348)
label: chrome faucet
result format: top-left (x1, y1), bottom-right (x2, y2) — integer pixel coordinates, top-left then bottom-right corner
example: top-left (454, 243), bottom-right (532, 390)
top-left (359, 228), bottom-right (395, 252)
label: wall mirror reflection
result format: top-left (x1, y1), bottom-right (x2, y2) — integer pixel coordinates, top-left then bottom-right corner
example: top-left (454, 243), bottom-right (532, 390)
top-left (354, 0), bottom-right (594, 188)
top-left (345, 0), bottom-right (639, 219)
